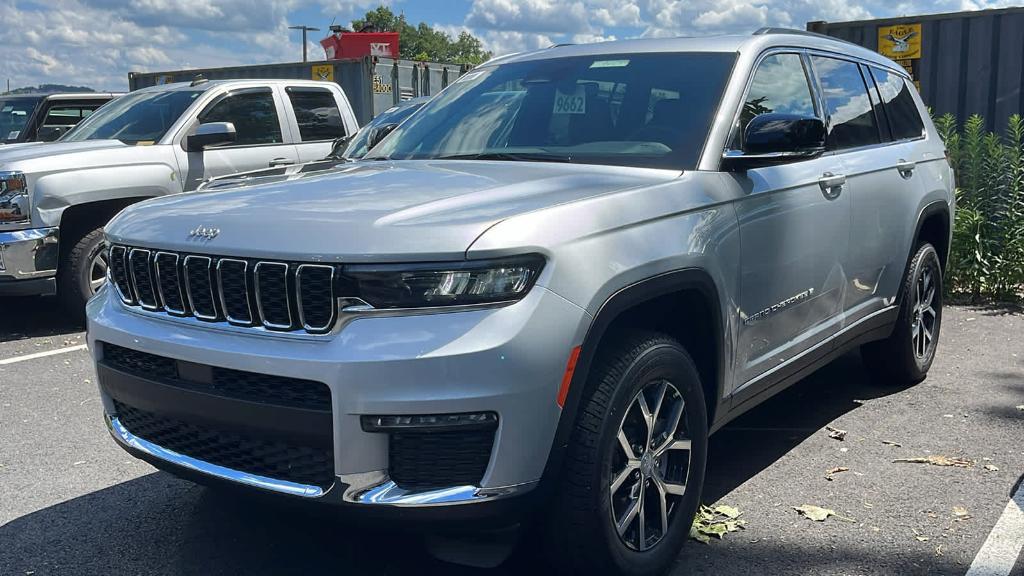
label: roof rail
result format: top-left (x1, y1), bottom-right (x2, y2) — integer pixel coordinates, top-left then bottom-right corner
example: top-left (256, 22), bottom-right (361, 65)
top-left (752, 27), bottom-right (864, 49)
top-left (548, 43), bottom-right (575, 48)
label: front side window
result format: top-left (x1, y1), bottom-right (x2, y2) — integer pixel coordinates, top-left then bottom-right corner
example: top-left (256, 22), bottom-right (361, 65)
top-left (286, 88), bottom-right (345, 142)
top-left (871, 67), bottom-right (925, 141)
top-left (366, 52), bottom-right (737, 170)
top-left (63, 90), bottom-right (202, 145)
top-left (0, 97), bottom-right (41, 142)
top-left (812, 56), bottom-right (880, 150)
top-left (735, 53), bottom-right (817, 148)
top-left (198, 90), bottom-right (283, 146)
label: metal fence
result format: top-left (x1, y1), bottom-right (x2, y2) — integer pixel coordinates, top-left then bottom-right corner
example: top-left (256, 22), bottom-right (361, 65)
top-left (808, 6), bottom-right (1024, 132)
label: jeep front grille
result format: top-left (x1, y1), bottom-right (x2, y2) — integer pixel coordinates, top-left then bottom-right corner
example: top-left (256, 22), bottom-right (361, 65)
top-left (109, 245), bottom-right (337, 334)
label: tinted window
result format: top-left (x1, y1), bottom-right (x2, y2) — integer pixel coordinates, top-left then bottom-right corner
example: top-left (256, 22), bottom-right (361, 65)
top-left (871, 68), bottom-right (925, 141)
top-left (812, 56), bottom-right (880, 150)
top-left (286, 88), bottom-right (345, 141)
top-left (63, 90), bottom-right (201, 145)
top-left (43, 104), bottom-right (102, 127)
top-left (0, 97), bottom-right (41, 142)
top-left (199, 90), bottom-right (282, 146)
top-left (735, 53), bottom-right (816, 148)
top-left (367, 53), bottom-right (736, 170)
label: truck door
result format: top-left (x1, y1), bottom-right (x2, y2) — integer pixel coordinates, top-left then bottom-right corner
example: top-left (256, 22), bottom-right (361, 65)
top-left (176, 87), bottom-right (300, 190)
top-left (282, 86), bottom-right (353, 163)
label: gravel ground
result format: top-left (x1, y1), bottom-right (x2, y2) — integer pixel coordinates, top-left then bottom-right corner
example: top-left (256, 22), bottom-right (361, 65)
top-left (1, 297), bottom-right (1021, 575)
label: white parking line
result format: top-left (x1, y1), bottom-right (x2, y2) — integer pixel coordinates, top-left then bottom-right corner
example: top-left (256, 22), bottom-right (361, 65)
top-left (965, 481), bottom-right (1024, 576)
top-left (0, 344), bottom-right (89, 365)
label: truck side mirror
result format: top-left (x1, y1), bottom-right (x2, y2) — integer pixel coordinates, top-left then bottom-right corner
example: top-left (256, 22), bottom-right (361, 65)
top-left (366, 123), bottom-right (399, 152)
top-left (186, 122), bottom-right (237, 152)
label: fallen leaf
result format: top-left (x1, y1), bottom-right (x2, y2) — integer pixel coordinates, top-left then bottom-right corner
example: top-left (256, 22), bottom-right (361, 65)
top-left (825, 466), bottom-right (849, 481)
top-left (983, 464), bottom-right (999, 472)
top-left (881, 440), bottom-right (902, 447)
top-left (690, 505), bottom-right (746, 543)
top-left (689, 526), bottom-right (711, 544)
top-left (952, 506), bottom-right (969, 517)
top-left (893, 455), bottom-right (973, 468)
top-left (916, 536), bottom-right (930, 542)
top-left (935, 544), bottom-right (943, 556)
top-left (793, 504), bottom-right (853, 522)
top-left (825, 426), bottom-right (847, 441)
top-left (713, 504), bottom-right (742, 519)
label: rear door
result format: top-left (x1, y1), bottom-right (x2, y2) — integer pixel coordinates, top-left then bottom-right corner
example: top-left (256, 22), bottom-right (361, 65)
top-left (176, 87), bottom-right (300, 190)
top-left (282, 86), bottom-right (353, 163)
top-left (728, 51), bottom-right (851, 390)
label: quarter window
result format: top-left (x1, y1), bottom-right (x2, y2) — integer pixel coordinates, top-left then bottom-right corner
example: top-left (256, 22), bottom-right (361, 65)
top-left (870, 68), bottom-right (925, 141)
top-left (198, 90), bottom-right (282, 146)
top-left (286, 88), bottom-right (346, 142)
top-left (811, 56), bottom-right (880, 150)
top-left (735, 53), bottom-right (816, 148)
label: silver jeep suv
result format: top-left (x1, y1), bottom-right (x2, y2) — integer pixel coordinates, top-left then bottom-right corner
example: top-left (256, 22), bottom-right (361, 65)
top-left (87, 29), bottom-right (953, 575)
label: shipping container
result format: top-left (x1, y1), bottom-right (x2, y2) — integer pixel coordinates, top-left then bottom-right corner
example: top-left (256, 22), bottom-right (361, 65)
top-left (808, 6), bottom-right (1024, 132)
top-left (128, 56), bottom-right (470, 126)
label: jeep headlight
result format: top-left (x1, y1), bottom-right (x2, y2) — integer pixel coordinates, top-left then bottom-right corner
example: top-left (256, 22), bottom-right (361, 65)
top-left (342, 255), bottom-right (545, 309)
top-left (0, 171), bottom-right (30, 228)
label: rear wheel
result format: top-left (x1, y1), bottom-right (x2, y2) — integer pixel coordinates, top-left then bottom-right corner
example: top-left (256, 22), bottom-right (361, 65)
top-left (861, 242), bottom-right (943, 385)
top-left (58, 226), bottom-right (107, 322)
top-left (544, 332), bottom-right (708, 575)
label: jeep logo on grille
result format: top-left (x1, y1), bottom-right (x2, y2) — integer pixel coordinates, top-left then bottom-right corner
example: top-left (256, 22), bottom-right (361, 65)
top-left (188, 226), bottom-right (220, 240)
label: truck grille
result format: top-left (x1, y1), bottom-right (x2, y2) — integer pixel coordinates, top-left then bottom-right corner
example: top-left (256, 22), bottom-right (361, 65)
top-left (109, 245), bottom-right (337, 334)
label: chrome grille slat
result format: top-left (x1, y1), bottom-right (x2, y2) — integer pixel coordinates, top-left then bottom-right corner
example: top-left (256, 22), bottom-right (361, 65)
top-left (111, 245), bottom-right (336, 335)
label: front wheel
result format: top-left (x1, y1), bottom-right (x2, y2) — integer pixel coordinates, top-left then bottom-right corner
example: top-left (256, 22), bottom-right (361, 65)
top-left (544, 332), bottom-right (708, 576)
top-left (58, 226), bottom-right (107, 322)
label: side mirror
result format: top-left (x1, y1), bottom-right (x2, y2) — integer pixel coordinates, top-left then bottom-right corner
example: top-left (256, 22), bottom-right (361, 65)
top-left (186, 122), bottom-right (237, 152)
top-left (36, 126), bottom-right (66, 142)
top-left (722, 113), bottom-right (826, 170)
top-left (366, 123), bottom-right (399, 152)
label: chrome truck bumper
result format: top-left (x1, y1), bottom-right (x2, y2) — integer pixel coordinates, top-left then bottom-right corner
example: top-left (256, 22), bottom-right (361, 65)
top-left (0, 227), bottom-right (59, 296)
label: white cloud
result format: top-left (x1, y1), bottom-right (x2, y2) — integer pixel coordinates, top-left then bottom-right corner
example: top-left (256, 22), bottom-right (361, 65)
top-left (466, 0), bottom-right (593, 35)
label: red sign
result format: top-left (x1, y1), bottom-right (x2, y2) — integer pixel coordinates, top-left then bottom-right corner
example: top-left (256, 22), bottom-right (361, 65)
top-left (321, 32), bottom-right (400, 60)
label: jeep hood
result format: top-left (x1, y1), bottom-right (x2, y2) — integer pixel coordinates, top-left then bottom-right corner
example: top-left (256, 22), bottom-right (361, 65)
top-left (107, 160), bottom-right (678, 261)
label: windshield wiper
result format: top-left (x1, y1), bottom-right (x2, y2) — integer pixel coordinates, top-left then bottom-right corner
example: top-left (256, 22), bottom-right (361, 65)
top-left (434, 152), bottom-right (573, 163)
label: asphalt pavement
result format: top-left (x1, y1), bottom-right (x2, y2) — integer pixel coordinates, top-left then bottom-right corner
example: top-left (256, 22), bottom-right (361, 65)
top-left (1, 296), bottom-right (1022, 575)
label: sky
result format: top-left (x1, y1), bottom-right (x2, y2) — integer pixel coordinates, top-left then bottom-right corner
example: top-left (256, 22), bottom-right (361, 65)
top-left (0, 0), bottom-right (1019, 91)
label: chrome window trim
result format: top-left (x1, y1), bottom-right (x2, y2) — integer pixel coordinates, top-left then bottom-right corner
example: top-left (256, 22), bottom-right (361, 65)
top-left (296, 263), bottom-right (336, 333)
top-left (109, 245), bottom-right (135, 304)
top-left (216, 258), bottom-right (253, 326)
top-left (183, 255), bottom-right (218, 321)
top-left (128, 248), bottom-right (158, 310)
top-left (153, 251), bottom-right (185, 315)
top-left (254, 261), bottom-right (292, 330)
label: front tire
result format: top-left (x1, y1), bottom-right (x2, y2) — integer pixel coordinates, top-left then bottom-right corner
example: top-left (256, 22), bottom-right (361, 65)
top-left (861, 242), bottom-right (943, 385)
top-left (58, 226), bottom-right (107, 322)
top-left (544, 332), bottom-right (708, 576)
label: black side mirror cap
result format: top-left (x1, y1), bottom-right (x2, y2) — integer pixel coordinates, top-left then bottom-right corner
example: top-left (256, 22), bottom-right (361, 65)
top-left (722, 113), bottom-right (826, 170)
top-left (366, 123), bottom-right (399, 152)
top-left (186, 122), bottom-right (237, 152)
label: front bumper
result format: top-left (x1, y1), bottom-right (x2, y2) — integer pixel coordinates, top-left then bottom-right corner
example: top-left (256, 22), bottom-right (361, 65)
top-left (87, 283), bottom-right (589, 513)
top-left (0, 227), bottom-right (59, 296)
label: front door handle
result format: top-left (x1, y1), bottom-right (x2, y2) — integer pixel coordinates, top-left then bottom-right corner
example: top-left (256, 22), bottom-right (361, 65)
top-left (269, 158), bottom-right (294, 168)
top-left (818, 172), bottom-right (846, 199)
top-left (896, 159), bottom-right (916, 178)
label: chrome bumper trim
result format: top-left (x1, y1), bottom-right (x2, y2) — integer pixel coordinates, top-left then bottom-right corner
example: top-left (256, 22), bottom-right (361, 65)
top-left (339, 470), bottom-right (537, 507)
top-left (0, 227), bottom-right (58, 279)
top-left (106, 414), bottom-right (325, 498)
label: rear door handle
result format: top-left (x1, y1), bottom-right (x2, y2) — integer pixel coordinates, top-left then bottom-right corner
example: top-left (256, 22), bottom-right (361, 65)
top-left (896, 159), bottom-right (916, 178)
top-left (269, 158), bottom-right (294, 168)
top-left (818, 172), bottom-right (846, 199)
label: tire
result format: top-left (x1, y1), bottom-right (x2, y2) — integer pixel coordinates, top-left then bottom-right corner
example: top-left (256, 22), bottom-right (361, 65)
top-left (543, 332), bottom-right (708, 576)
top-left (861, 242), bottom-right (943, 386)
top-left (57, 226), bottom-right (107, 322)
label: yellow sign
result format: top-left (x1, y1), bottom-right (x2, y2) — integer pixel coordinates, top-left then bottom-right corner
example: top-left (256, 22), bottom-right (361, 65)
top-left (878, 23), bottom-right (922, 60)
top-left (311, 65), bottom-right (334, 82)
top-left (372, 74), bottom-right (392, 94)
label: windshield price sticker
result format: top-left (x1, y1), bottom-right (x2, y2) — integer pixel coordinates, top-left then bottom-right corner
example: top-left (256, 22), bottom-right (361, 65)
top-left (553, 87), bottom-right (586, 115)
top-left (7, 131), bottom-right (19, 140)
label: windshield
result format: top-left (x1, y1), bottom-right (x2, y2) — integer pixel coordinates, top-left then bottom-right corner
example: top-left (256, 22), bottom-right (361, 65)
top-left (340, 100), bottom-right (427, 159)
top-left (0, 97), bottom-right (42, 143)
top-left (62, 89), bottom-right (202, 145)
top-left (366, 52), bottom-right (735, 169)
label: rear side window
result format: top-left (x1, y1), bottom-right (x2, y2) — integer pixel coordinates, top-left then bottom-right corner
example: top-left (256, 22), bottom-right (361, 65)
top-left (199, 89), bottom-right (283, 146)
top-left (871, 68), bottom-right (925, 141)
top-left (43, 104), bottom-right (102, 126)
top-left (734, 53), bottom-right (816, 148)
top-left (811, 56), bottom-right (880, 151)
top-left (286, 88), bottom-right (346, 142)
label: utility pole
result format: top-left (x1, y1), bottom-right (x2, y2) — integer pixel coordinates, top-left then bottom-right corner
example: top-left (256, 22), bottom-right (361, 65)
top-left (289, 25), bottom-right (320, 62)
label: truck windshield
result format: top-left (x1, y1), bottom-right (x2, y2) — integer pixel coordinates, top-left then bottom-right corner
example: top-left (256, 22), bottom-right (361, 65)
top-left (365, 52), bottom-right (736, 170)
top-left (62, 89), bottom-right (202, 145)
top-left (0, 97), bottom-right (42, 143)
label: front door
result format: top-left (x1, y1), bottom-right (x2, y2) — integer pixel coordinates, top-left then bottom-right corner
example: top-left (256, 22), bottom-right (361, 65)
top-left (726, 52), bottom-right (851, 390)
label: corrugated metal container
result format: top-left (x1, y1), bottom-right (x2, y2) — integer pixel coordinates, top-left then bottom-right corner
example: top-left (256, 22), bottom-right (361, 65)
top-left (808, 6), bottom-right (1024, 132)
top-left (128, 57), bottom-right (469, 126)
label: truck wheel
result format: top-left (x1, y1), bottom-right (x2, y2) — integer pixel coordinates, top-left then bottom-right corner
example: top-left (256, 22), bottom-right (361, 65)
top-left (58, 226), bottom-right (107, 322)
top-left (544, 332), bottom-right (707, 576)
top-left (861, 242), bottom-right (943, 386)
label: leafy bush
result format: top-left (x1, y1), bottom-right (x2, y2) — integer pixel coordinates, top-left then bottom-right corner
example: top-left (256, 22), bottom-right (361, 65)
top-left (936, 113), bottom-right (1024, 302)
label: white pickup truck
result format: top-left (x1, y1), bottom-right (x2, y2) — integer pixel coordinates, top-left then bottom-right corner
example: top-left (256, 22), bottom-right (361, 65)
top-left (0, 79), bottom-right (357, 316)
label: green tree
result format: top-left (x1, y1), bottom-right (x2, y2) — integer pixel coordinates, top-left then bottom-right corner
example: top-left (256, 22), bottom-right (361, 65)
top-left (351, 6), bottom-right (491, 65)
